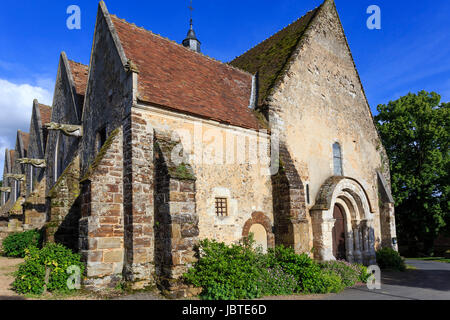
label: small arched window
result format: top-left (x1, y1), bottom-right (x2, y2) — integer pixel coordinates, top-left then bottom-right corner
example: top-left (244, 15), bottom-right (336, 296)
top-left (95, 127), bottom-right (107, 154)
top-left (333, 142), bottom-right (343, 176)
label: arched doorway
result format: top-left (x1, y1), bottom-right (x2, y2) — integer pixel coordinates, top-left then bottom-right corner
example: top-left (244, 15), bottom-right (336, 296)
top-left (242, 212), bottom-right (275, 253)
top-left (310, 177), bottom-right (377, 265)
top-left (249, 224), bottom-right (268, 253)
top-left (332, 205), bottom-right (346, 260)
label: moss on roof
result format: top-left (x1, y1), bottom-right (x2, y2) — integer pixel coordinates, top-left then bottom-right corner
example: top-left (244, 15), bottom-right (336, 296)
top-left (229, 7), bottom-right (320, 107)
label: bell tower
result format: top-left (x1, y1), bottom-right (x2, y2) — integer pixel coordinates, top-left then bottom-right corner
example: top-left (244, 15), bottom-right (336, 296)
top-left (182, 0), bottom-right (201, 53)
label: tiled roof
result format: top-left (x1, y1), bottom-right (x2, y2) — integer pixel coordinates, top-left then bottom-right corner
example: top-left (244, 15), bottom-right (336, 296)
top-left (19, 131), bottom-right (29, 154)
top-left (229, 8), bottom-right (320, 106)
top-left (9, 150), bottom-right (15, 168)
top-left (68, 60), bottom-right (89, 97)
top-left (38, 103), bottom-right (52, 126)
top-left (110, 15), bottom-right (261, 130)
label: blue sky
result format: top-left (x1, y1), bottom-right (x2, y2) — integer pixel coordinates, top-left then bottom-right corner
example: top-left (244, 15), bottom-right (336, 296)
top-left (0, 0), bottom-right (449, 173)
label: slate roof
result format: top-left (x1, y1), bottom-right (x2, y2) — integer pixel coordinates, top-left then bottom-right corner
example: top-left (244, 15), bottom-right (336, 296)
top-left (229, 7), bottom-right (320, 106)
top-left (38, 103), bottom-right (52, 126)
top-left (110, 15), bottom-right (261, 130)
top-left (68, 60), bottom-right (89, 97)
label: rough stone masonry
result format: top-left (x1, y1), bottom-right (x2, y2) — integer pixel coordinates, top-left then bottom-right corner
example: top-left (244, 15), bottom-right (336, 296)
top-left (0, 0), bottom-right (397, 296)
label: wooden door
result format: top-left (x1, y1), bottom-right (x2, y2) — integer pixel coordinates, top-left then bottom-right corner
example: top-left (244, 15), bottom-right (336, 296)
top-left (332, 205), bottom-right (346, 260)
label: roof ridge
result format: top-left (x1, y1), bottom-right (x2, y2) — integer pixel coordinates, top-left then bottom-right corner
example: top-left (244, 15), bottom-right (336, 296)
top-left (229, 7), bottom-right (320, 63)
top-left (110, 14), bottom-right (253, 77)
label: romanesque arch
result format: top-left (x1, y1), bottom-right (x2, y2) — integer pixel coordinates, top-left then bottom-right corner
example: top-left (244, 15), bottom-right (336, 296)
top-left (310, 176), bottom-right (376, 265)
top-left (242, 212), bottom-right (275, 252)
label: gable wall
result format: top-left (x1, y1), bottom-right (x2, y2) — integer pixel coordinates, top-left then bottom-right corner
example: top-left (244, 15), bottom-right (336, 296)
top-left (46, 55), bottom-right (83, 196)
top-left (80, 4), bottom-right (133, 176)
top-left (268, 1), bottom-right (387, 245)
top-left (27, 103), bottom-right (45, 196)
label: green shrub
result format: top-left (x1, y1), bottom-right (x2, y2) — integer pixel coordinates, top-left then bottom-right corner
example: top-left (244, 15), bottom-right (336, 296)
top-left (263, 245), bottom-right (318, 292)
top-left (319, 260), bottom-right (363, 287)
top-left (2, 230), bottom-right (42, 258)
top-left (302, 270), bottom-right (345, 294)
top-left (356, 264), bottom-right (371, 283)
top-left (12, 243), bottom-right (85, 295)
top-left (185, 239), bottom-right (362, 299)
top-left (376, 247), bottom-right (406, 271)
top-left (184, 238), bottom-right (263, 300)
top-left (257, 265), bottom-right (297, 296)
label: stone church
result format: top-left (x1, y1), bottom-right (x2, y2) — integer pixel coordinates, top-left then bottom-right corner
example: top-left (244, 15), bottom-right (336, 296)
top-left (0, 0), bottom-right (397, 295)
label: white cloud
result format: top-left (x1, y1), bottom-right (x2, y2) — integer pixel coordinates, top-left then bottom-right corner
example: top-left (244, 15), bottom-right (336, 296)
top-left (0, 79), bottom-right (53, 178)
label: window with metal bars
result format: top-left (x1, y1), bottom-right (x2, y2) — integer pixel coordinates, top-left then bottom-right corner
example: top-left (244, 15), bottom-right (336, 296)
top-left (215, 197), bottom-right (228, 217)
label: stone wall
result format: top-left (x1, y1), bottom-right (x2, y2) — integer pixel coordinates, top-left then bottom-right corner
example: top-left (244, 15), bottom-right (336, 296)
top-left (26, 101), bottom-right (47, 197)
top-left (154, 131), bottom-right (199, 298)
top-left (46, 53), bottom-right (82, 197)
top-left (122, 111), bottom-right (154, 287)
top-left (79, 128), bottom-right (124, 289)
top-left (45, 155), bottom-right (81, 251)
top-left (23, 178), bottom-right (47, 230)
top-left (80, 2), bottom-right (133, 175)
top-left (271, 143), bottom-right (311, 254)
top-left (266, 0), bottom-right (390, 247)
top-left (134, 104), bottom-right (273, 247)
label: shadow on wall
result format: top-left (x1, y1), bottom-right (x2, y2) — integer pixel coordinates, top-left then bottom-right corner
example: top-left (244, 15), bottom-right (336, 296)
top-left (153, 142), bottom-right (173, 289)
top-left (45, 196), bottom-right (81, 252)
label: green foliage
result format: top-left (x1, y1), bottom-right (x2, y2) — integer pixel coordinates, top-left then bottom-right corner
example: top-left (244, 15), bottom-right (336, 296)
top-left (262, 245), bottom-right (321, 292)
top-left (356, 264), bottom-right (371, 283)
top-left (12, 243), bottom-right (85, 295)
top-left (184, 239), bottom-right (359, 300)
top-left (184, 238), bottom-right (263, 300)
top-left (319, 260), bottom-right (361, 287)
top-left (376, 247), bottom-right (406, 271)
top-left (257, 265), bottom-right (297, 296)
top-left (301, 270), bottom-right (344, 294)
top-left (2, 230), bottom-right (42, 258)
top-left (375, 91), bottom-right (449, 255)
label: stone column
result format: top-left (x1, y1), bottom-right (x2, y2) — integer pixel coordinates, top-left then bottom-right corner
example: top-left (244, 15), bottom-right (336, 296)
top-left (345, 229), bottom-right (354, 264)
top-left (311, 210), bottom-right (335, 261)
top-left (366, 219), bottom-right (377, 265)
top-left (352, 220), bottom-right (362, 264)
top-left (360, 220), bottom-right (371, 265)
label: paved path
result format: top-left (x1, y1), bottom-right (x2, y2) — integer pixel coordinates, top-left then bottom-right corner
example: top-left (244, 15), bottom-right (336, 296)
top-left (321, 260), bottom-right (450, 300)
top-left (0, 257), bottom-right (25, 300)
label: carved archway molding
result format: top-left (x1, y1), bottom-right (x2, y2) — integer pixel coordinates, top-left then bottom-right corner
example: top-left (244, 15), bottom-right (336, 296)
top-left (242, 212), bottom-right (275, 249)
top-left (310, 176), bottom-right (376, 265)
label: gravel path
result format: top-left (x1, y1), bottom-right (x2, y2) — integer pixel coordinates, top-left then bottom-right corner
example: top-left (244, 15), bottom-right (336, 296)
top-left (0, 256), bottom-right (25, 300)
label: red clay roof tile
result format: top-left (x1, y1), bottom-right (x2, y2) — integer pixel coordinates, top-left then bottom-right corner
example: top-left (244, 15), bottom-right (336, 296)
top-left (19, 131), bottom-right (29, 154)
top-left (38, 104), bottom-right (52, 126)
top-left (110, 15), bottom-right (261, 130)
top-left (67, 60), bottom-right (89, 97)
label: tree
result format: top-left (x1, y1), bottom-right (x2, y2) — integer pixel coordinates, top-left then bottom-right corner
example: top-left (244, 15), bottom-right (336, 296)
top-left (375, 91), bottom-right (449, 256)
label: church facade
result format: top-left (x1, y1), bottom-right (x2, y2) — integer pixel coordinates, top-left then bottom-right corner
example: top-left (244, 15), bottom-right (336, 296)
top-left (0, 0), bottom-right (397, 296)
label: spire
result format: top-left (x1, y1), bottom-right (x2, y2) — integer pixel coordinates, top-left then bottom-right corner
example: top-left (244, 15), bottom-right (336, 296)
top-left (182, 0), bottom-right (201, 53)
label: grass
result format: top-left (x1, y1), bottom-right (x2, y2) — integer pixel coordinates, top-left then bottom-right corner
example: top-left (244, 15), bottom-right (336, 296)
top-left (408, 257), bottom-right (450, 264)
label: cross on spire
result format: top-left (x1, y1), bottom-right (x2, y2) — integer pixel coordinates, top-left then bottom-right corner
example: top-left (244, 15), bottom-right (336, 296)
top-left (182, 0), bottom-right (201, 53)
top-left (189, 0), bottom-right (194, 24)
